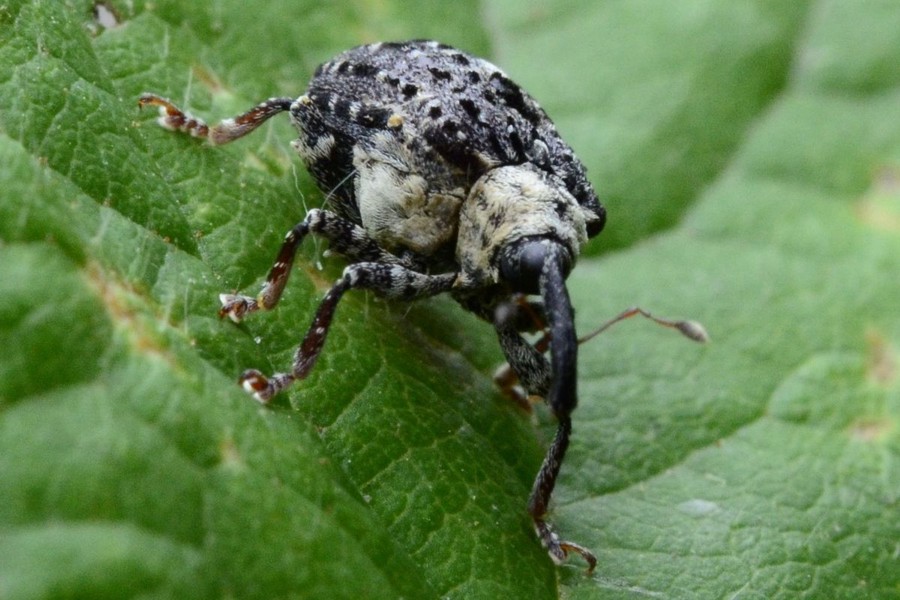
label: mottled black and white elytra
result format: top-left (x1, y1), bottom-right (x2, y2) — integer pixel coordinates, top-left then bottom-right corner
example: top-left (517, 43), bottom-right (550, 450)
top-left (140, 40), bottom-right (705, 573)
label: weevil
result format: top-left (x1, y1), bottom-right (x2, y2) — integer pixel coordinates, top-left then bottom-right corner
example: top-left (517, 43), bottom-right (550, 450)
top-left (140, 40), bottom-right (706, 572)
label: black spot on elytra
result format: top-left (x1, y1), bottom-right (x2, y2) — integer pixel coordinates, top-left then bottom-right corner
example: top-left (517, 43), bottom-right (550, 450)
top-left (508, 129), bottom-right (526, 158)
top-left (429, 67), bottom-right (452, 82)
top-left (452, 53), bottom-right (471, 66)
top-left (357, 106), bottom-right (392, 128)
top-left (386, 76), bottom-right (400, 87)
top-left (459, 98), bottom-right (480, 120)
top-left (402, 83), bottom-right (419, 98)
top-left (351, 62), bottom-right (379, 78)
top-left (333, 98), bottom-right (352, 120)
top-left (429, 105), bottom-right (443, 119)
top-left (336, 61), bottom-right (350, 74)
top-left (441, 120), bottom-right (460, 136)
top-left (467, 71), bottom-right (481, 84)
top-left (489, 71), bottom-right (541, 125)
top-left (487, 132), bottom-right (509, 161)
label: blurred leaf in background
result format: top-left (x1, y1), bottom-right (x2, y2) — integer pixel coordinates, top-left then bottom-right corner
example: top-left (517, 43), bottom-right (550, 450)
top-left (0, 1), bottom-right (898, 599)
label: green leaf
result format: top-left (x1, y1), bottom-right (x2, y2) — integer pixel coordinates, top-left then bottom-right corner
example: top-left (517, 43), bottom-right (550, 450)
top-left (1, 1), bottom-right (898, 599)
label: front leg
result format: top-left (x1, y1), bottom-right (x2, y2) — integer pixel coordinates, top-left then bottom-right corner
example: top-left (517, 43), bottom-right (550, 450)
top-left (495, 320), bottom-right (551, 410)
top-left (219, 208), bottom-right (403, 322)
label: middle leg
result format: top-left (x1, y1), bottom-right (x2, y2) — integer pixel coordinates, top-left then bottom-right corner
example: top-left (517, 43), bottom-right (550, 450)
top-left (240, 262), bottom-right (457, 403)
top-left (219, 208), bottom-right (404, 322)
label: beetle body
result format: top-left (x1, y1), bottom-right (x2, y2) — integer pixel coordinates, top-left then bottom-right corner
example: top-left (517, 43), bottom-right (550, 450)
top-left (140, 40), bottom-right (606, 571)
top-left (295, 41), bottom-right (604, 298)
top-left (296, 41), bottom-right (603, 248)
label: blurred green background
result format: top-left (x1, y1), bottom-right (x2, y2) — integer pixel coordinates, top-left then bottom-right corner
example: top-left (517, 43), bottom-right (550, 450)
top-left (1, 1), bottom-right (898, 598)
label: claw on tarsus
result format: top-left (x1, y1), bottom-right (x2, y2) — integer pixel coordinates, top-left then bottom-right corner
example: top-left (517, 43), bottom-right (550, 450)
top-left (218, 294), bottom-right (259, 323)
top-left (534, 518), bottom-right (597, 574)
